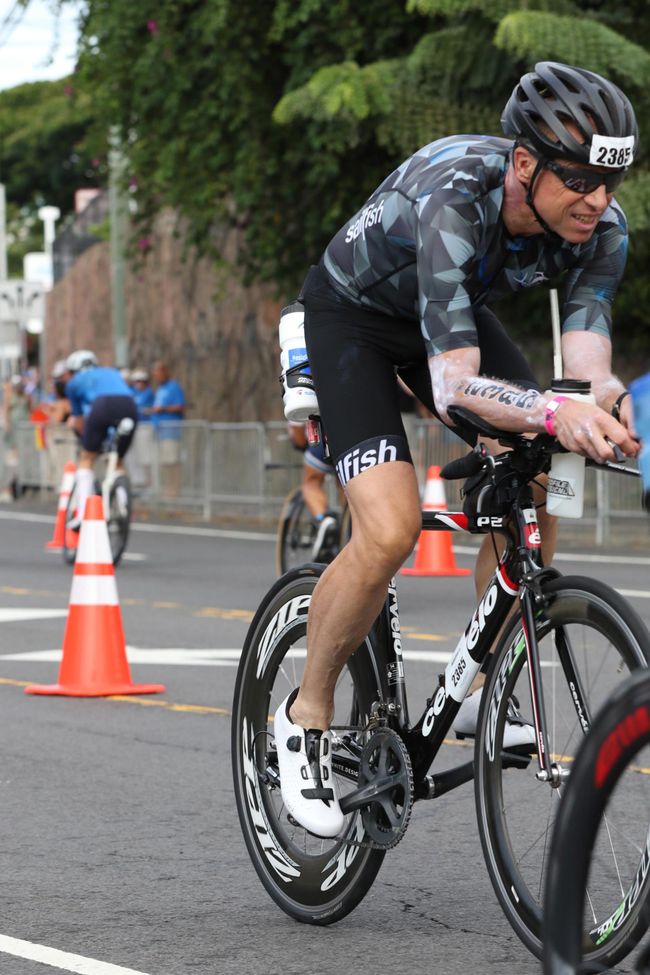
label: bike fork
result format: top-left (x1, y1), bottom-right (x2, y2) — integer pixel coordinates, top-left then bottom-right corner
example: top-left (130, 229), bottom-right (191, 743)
top-left (520, 587), bottom-right (566, 787)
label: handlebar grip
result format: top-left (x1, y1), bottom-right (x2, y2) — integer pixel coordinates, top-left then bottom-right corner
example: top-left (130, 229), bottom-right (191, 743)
top-left (440, 450), bottom-right (486, 481)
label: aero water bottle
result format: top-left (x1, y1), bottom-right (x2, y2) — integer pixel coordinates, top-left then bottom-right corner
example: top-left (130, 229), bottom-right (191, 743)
top-left (546, 379), bottom-right (595, 519)
top-left (278, 303), bottom-right (319, 422)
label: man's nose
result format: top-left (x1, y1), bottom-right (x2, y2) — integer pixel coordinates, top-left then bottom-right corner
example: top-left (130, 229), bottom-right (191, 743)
top-left (582, 183), bottom-right (611, 209)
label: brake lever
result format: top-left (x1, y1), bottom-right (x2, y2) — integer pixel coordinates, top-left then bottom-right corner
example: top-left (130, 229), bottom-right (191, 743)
top-left (604, 438), bottom-right (626, 464)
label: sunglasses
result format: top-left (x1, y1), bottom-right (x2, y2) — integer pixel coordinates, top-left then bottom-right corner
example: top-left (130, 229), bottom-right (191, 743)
top-left (543, 159), bottom-right (626, 195)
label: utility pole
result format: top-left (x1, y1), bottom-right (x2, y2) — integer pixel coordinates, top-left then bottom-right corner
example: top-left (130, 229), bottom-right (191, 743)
top-left (109, 125), bottom-right (128, 368)
top-left (0, 184), bottom-right (7, 281)
top-left (37, 205), bottom-right (60, 382)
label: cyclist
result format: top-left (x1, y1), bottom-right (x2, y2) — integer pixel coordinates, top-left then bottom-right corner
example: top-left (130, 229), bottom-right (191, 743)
top-left (287, 422), bottom-right (340, 559)
top-left (273, 62), bottom-right (641, 838)
top-left (65, 350), bottom-right (137, 528)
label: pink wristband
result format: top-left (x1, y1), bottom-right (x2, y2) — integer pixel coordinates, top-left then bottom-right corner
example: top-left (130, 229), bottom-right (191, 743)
top-left (544, 396), bottom-right (569, 436)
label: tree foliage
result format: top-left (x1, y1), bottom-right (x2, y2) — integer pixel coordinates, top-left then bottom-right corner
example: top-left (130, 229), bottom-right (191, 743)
top-left (19, 0), bottom-right (650, 356)
top-left (0, 78), bottom-right (98, 272)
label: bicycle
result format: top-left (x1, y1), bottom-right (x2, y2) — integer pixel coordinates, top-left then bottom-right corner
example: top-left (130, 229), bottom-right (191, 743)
top-left (543, 667), bottom-right (650, 974)
top-left (275, 485), bottom-right (351, 575)
top-left (232, 404), bottom-right (650, 969)
top-left (63, 417), bottom-right (134, 567)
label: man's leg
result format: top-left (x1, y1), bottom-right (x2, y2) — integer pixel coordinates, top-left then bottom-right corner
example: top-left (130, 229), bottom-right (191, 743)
top-left (301, 465), bottom-right (328, 518)
top-left (289, 460), bottom-right (422, 730)
top-left (456, 474), bottom-right (555, 745)
top-left (73, 450), bottom-right (97, 523)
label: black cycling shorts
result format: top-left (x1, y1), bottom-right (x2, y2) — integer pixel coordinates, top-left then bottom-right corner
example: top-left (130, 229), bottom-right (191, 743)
top-left (81, 395), bottom-right (138, 456)
top-left (301, 261), bottom-right (540, 485)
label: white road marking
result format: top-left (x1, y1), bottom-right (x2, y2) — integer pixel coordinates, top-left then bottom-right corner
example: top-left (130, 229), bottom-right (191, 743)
top-left (0, 645), bottom-right (560, 668)
top-left (0, 932), bottom-right (150, 974)
top-left (3, 509), bottom-right (650, 561)
top-left (120, 553), bottom-right (147, 562)
top-left (617, 589), bottom-right (650, 600)
top-left (0, 608), bottom-right (68, 623)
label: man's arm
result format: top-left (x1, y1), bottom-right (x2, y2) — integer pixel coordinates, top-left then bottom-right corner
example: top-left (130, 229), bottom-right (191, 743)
top-left (562, 330), bottom-right (636, 437)
top-left (429, 344), bottom-right (638, 462)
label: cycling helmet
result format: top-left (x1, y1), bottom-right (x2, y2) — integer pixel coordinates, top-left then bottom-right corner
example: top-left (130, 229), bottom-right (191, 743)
top-left (51, 358), bottom-right (68, 378)
top-left (502, 62), bottom-right (639, 167)
top-left (66, 349), bottom-right (98, 372)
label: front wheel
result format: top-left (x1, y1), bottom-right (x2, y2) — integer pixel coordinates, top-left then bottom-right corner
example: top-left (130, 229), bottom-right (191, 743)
top-left (475, 575), bottom-right (650, 968)
top-left (232, 564), bottom-right (387, 923)
top-left (543, 668), bottom-right (650, 974)
top-left (106, 475), bottom-right (131, 566)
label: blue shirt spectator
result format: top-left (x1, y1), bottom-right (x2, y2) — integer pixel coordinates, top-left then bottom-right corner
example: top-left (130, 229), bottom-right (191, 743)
top-left (151, 361), bottom-right (186, 439)
top-left (66, 366), bottom-right (134, 417)
top-left (130, 369), bottom-right (155, 422)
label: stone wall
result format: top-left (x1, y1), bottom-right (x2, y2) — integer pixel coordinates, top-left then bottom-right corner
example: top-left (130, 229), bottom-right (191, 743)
top-left (45, 210), bottom-right (287, 421)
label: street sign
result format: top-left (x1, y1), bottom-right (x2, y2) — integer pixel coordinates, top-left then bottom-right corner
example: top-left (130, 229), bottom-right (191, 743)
top-left (0, 280), bottom-right (45, 373)
top-left (0, 279), bottom-right (45, 324)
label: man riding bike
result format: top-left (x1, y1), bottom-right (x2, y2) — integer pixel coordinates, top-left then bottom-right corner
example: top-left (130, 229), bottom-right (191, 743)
top-left (64, 350), bottom-right (137, 528)
top-left (273, 61), bottom-right (640, 839)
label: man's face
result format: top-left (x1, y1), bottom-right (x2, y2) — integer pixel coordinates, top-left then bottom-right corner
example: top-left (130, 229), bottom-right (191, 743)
top-left (531, 159), bottom-right (614, 243)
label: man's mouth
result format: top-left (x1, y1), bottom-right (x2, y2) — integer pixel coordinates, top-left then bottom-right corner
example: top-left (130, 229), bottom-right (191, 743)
top-left (571, 213), bottom-right (599, 226)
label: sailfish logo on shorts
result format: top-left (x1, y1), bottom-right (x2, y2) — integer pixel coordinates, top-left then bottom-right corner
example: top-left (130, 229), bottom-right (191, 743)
top-left (335, 437), bottom-right (400, 485)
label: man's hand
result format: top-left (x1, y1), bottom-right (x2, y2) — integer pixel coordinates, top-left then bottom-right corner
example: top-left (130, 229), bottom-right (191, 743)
top-left (553, 399), bottom-right (639, 462)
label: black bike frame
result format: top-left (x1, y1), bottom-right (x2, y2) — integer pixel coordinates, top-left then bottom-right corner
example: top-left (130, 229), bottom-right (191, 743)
top-left (337, 488), bottom-right (587, 812)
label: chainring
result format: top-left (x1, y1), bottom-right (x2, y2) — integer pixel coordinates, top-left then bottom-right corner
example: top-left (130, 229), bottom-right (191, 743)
top-left (356, 726), bottom-right (414, 849)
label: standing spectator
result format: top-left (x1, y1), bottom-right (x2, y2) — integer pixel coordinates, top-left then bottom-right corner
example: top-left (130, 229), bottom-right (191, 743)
top-left (1, 375), bottom-right (30, 501)
top-left (128, 368), bottom-right (155, 489)
top-left (151, 360), bottom-right (186, 497)
top-left (42, 360), bottom-right (75, 488)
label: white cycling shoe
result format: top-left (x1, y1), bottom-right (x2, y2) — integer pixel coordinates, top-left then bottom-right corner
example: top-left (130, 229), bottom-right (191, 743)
top-left (274, 690), bottom-right (344, 839)
top-left (453, 687), bottom-right (537, 752)
top-left (311, 514), bottom-right (338, 561)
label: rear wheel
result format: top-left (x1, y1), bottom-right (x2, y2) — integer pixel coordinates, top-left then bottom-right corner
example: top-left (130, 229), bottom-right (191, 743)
top-left (476, 576), bottom-right (650, 968)
top-left (106, 475), bottom-right (131, 566)
top-left (232, 565), bottom-right (387, 923)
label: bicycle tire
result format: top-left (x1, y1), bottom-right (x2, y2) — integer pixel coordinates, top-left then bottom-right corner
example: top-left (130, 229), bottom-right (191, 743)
top-left (543, 667), bottom-right (650, 974)
top-left (62, 480), bottom-right (79, 565)
top-left (275, 487), bottom-right (314, 576)
top-left (475, 575), bottom-right (650, 967)
top-left (232, 564), bottom-right (387, 923)
top-left (106, 475), bottom-right (131, 566)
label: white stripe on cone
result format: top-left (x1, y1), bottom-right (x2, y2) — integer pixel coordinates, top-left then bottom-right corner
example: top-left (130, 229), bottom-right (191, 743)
top-left (422, 470), bottom-right (447, 509)
top-left (57, 470), bottom-right (75, 510)
top-left (76, 519), bottom-right (113, 564)
top-left (69, 575), bottom-right (119, 606)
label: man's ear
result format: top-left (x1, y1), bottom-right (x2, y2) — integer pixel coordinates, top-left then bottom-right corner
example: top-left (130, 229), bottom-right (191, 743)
top-left (512, 145), bottom-right (537, 185)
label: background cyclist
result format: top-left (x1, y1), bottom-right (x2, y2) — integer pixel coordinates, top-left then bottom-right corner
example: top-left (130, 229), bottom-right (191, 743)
top-left (287, 422), bottom-right (341, 560)
top-left (273, 62), bottom-right (640, 839)
top-left (65, 350), bottom-right (137, 527)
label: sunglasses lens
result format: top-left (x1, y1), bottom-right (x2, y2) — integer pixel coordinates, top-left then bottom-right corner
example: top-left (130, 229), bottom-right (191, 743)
top-left (562, 174), bottom-right (594, 193)
top-left (553, 163), bottom-right (626, 195)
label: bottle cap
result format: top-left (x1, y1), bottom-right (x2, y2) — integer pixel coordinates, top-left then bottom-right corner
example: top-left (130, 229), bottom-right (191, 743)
top-left (550, 378), bottom-right (592, 395)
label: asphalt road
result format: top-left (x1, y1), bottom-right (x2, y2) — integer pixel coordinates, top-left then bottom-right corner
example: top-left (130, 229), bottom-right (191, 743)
top-left (0, 508), bottom-right (649, 975)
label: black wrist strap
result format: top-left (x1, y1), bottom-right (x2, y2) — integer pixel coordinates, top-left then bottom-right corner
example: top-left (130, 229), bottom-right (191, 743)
top-left (611, 390), bottom-right (630, 422)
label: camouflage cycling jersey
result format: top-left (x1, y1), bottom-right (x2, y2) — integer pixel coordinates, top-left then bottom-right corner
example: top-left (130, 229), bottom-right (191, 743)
top-left (323, 135), bottom-right (628, 358)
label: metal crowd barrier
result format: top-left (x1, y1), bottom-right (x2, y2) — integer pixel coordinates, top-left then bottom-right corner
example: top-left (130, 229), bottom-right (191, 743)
top-left (5, 418), bottom-right (646, 545)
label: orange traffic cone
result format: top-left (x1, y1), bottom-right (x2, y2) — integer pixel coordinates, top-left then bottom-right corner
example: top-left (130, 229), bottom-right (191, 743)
top-left (401, 465), bottom-right (472, 578)
top-left (45, 462), bottom-right (76, 551)
top-left (26, 495), bottom-right (166, 697)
